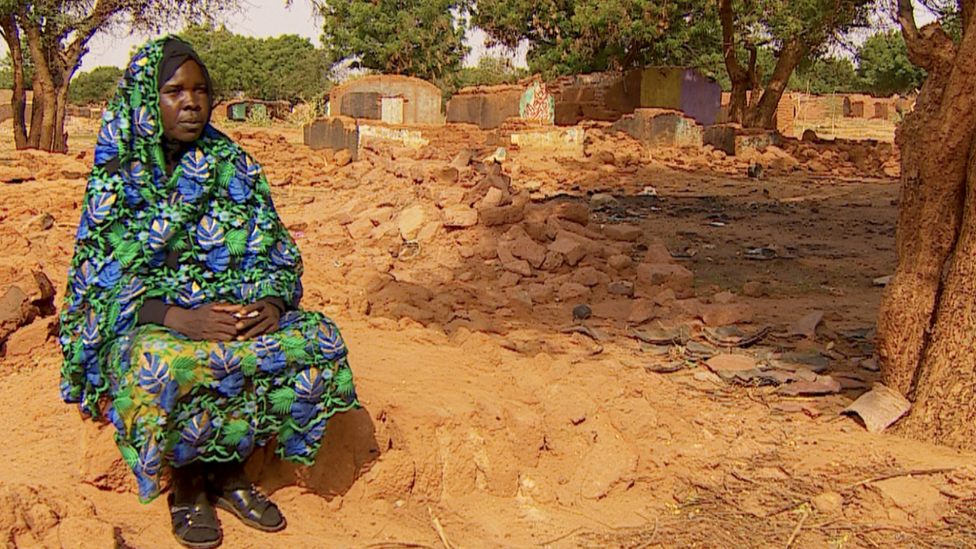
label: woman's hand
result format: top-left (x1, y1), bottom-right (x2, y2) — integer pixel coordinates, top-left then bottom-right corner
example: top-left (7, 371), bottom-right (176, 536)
top-left (165, 303), bottom-right (242, 341)
top-left (234, 299), bottom-right (282, 341)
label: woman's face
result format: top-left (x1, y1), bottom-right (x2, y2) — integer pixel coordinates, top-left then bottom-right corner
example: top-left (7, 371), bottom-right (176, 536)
top-left (159, 59), bottom-right (210, 143)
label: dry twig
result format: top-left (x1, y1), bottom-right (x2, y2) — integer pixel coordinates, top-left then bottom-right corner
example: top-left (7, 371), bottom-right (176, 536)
top-left (428, 506), bottom-right (455, 549)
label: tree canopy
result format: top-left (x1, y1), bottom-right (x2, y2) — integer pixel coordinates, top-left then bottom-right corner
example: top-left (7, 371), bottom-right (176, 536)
top-left (473, 0), bottom-right (718, 77)
top-left (0, 0), bottom-right (239, 151)
top-left (310, 0), bottom-right (470, 83)
top-left (67, 65), bottom-right (122, 104)
top-left (178, 25), bottom-right (332, 104)
top-left (857, 30), bottom-right (927, 96)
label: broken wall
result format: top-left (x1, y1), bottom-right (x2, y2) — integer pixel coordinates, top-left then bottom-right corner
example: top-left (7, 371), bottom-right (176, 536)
top-left (304, 116), bottom-right (360, 159)
top-left (550, 71), bottom-right (641, 125)
top-left (447, 86), bottom-right (523, 129)
top-left (612, 108), bottom-right (703, 149)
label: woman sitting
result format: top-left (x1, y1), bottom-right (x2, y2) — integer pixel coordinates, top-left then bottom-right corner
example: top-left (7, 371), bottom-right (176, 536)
top-left (59, 36), bottom-right (359, 549)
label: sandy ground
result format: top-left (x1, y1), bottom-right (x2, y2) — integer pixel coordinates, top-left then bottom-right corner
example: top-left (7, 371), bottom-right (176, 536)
top-left (1, 120), bottom-right (975, 549)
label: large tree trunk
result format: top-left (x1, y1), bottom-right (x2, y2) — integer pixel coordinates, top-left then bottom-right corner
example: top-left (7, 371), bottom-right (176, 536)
top-left (749, 39), bottom-right (806, 129)
top-left (23, 23), bottom-right (60, 152)
top-left (876, 0), bottom-right (976, 449)
top-left (0, 16), bottom-right (28, 149)
top-left (720, 0), bottom-right (748, 125)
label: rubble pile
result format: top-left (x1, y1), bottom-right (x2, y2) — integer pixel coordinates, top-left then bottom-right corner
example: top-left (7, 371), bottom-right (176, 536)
top-left (584, 126), bottom-right (900, 179)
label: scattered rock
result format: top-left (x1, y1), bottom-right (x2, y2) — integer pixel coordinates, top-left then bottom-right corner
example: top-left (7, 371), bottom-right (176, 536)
top-left (442, 205), bottom-right (479, 228)
top-left (334, 149), bottom-right (353, 167)
top-left (742, 281), bottom-right (764, 297)
top-left (589, 193), bottom-right (619, 211)
top-left (706, 354), bottom-right (758, 380)
top-left (23, 213), bottom-right (55, 233)
top-left (480, 204), bottom-right (525, 227)
top-left (641, 242), bottom-right (674, 264)
top-left (482, 186), bottom-right (509, 208)
top-left (498, 242), bottom-right (533, 277)
top-left (553, 202), bottom-right (590, 225)
top-left (789, 311), bottom-right (824, 339)
top-left (873, 275), bottom-right (893, 287)
top-left (627, 299), bottom-right (655, 324)
top-left (872, 477), bottom-right (949, 526)
top-left (432, 166), bottom-right (459, 184)
top-left (510, 236), bottom-right (547, 268)
top-left (777, 375), bottom-right (842, 396)
top-left (559, 283), bottom-right (590, 302)
top-left (607, 280), bottom-right (635, 297)
top-left (548, 233), bottom-right (588, 267)
top-left (398, 206), bottom-right (427, 241)
top-left (0, 286), bottom-right (37, 343)
top-left (572, 266), bottom-right (609, 287)
top-left (812, 491), bottom-right (844, 516)
top-left (347, 217), bottom-right (375, 240)
top-left (603, 224), bottom-right (642, 242)
top-left (572, 304), bottom-right (592, 321)
top-left (608, 254), bottom-right (634, 271)
top-left (635, 263), bottom-right (694, 293)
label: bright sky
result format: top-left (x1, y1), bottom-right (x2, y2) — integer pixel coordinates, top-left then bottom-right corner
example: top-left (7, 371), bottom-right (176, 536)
top-left (56, 0), bottom-right (522, 74)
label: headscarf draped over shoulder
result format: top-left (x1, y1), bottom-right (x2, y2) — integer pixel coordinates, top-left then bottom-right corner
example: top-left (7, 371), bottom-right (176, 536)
top-left (59, 36), bottom-right (304, 415)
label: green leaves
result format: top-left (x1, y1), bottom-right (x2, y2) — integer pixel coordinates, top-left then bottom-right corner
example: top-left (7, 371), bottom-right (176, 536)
top-left (120, 443), bottom-right (139, 468)
top-left (856, 31), bottom-right (927, 96)
top-left (220, 419), bottom-right (250, 445)
top-left (335, 368), bottom-right (355, 396)
top-left (240, 354), bottom-right (257, 377)
top-left (269, 387), bottom-right (296, 415)
top-left (114, 386), bottom-right (134, 415)
top-left (281, 337), bottom-right (309, 362)
top-left (171, 356), bottom-right (198, 387)
top-left (68, 66), bottom-right (124, 105)
top-left (115, 241), bottom-right (142, 268)
top-left (316, 0), bottom-right (470, 81)
top-left (216, 161), bottom-right (235, 188)
top-left (225, 229), bottom-right (248, 256)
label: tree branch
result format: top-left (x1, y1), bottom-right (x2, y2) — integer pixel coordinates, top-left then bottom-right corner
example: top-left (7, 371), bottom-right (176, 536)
top-left (720, 0), bottom-right (746, 81)
top-left (898, 0), bottom-right (955, 74)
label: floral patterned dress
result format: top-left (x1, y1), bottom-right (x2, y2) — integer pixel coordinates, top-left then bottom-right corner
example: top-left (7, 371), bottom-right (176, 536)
top-left (59, 36), bottom-right (359, 503)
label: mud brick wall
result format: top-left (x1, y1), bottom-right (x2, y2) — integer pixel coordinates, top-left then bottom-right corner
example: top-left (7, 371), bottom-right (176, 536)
top-left (446, 88), bottom-right (523, 129)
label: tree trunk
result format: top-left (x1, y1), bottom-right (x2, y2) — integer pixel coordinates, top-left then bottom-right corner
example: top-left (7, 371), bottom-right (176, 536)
top-left (54, 80), bottom-right (69, 153)
top-left (27, 79), bottom-right (43, 148)
top-left (23, 23), bottom-right (59, 152)
top-left (749, 40), bottom-right (806, 128)
top-left (876, 0), bottom-right (976, 450)
top-left (0, 16), bottom-right (28, 149)
top-left (720, 0), bottom-right (747, 125)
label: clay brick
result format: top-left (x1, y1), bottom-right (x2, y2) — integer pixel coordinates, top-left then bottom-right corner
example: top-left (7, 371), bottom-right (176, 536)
top-left (510, 236), bottom-right (547, 268)
top-left (558, 283), bottom-right (590, 302)
top-left (480, 204), bottom-right (525, 227)
top-left (553, 202), bottom-right (590, 225)
top-left (603, 224), bottom-right (642, 242)
top-left (548, 233), bottom-right (587, 266)
top-left (636, 263), bottom-right (694, 293)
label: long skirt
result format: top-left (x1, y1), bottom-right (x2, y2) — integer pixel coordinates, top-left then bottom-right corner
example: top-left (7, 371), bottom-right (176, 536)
top-left (103, 309), bottom-right (359, 502)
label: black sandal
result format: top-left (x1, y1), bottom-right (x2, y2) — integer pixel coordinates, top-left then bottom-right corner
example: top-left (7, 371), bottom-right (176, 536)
top-left (169, 493), bottom-right (223, 549)
top-left (215, 485), bottom-right (286, 533)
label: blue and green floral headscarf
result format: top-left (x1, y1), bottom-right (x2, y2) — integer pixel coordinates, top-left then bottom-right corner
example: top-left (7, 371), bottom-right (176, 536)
top-left (59, 36), bottom-right (304, 415)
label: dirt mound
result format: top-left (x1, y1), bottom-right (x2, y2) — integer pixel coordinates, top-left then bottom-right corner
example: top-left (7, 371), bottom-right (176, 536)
top-left (1, 126), bottom-right (973, 548)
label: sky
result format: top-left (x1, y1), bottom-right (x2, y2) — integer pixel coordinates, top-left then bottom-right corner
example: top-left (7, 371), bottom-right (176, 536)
top-left (0, 1), bottom-right (941, 75)
top-left (6, 0), bottom-right (526, 74)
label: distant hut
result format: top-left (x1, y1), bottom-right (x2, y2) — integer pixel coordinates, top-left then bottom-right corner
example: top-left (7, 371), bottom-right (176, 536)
top-left (329, 75), bottom-right (443, 125)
